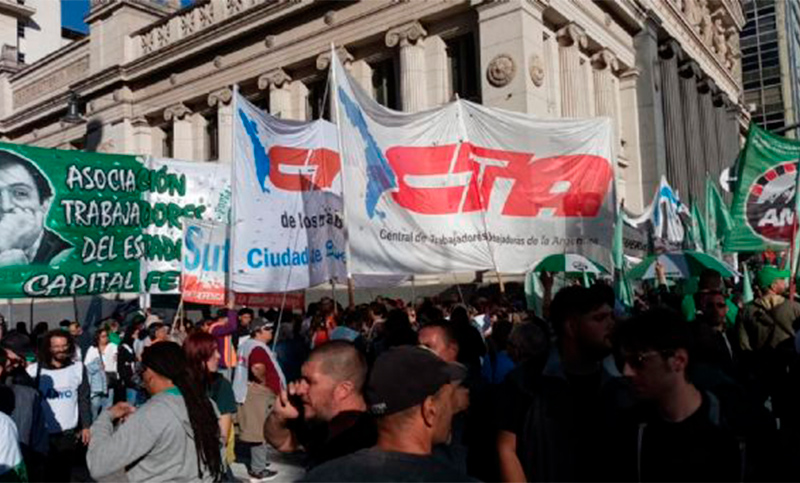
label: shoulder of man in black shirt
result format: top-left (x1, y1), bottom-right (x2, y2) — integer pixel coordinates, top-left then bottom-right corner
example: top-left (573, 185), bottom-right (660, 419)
top-left (294, 410), bottom-right (378, 468)
top-left (607, 392), bottom-right (742, 482)
top-left (302, 448), bottom-right (477, 483)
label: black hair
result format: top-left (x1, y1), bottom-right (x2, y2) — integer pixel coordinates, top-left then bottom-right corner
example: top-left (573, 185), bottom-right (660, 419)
top-left (614, 308), bottom-right (693, 364)
top-left (0, 150), bottom-right (53, 200)
top-left (58, 320), bottom-right (72, 330)
top-left (141, 342), bottom-right (223, 480)
top-left (238, 308), bottom-right (254, 318)
top-left (122, 322), bottom-right (142, 347)
top-left (369, 301), bottom-right (388, 319)
top-left (148, 322), bottom-right (166, 340)
top-left (38, 330), bottom-right (76, 368)
top-left (383, 309), bottom-right (418, 348)
top-left (550, 285), bottom-right (614, 339)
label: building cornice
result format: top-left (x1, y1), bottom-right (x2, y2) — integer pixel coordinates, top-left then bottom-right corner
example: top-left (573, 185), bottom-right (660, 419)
top-left (0, 0), bottom-right (35, 19)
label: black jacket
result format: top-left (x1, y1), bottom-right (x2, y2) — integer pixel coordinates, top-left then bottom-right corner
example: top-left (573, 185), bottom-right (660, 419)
top-left (31, 229), bottom-right (72, 265)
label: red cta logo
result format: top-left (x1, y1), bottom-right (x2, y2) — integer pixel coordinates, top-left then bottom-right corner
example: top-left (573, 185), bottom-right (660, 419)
top-left (268, 146), bottom-right (341, 192)
top-left (385, 143), bottom-right (612, 217)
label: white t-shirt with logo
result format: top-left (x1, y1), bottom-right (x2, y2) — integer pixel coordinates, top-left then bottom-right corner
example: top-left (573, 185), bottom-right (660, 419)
top-left (27, 362), bottom-right (84, 434)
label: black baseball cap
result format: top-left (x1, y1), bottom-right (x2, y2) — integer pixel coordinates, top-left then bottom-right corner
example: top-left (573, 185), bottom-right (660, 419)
top-left (250, 317), bottom-right (275, 334)
top-left (366, 346), bottom-right (467, 416)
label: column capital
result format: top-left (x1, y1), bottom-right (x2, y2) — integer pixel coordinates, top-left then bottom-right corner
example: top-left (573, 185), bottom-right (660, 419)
top-left (556, 22), bottom-right (587, 49)
top-left (590, 49), bottom-right (620, 72)
top-left (316, 46), bottom-right (354, 71)
top-left (207, 87), bottom-right (233, 107)
top-left (697, 76), bottom-right (717, 94)
top-left (619, 68), bottom-right (641, 81)
top-left (386, 21), bottom-right (427, 48)
top-left (163, 103), bottom-right (191, 121)
top-left (258, 68), bottom-right (292, 90)
top-left (713, 91), bottom-right (731, 108)
top-left (678, 59), bottom-right (701, 79)
top-left (658, 39), bottom-right (682, 60)
top-left (131, 116), bottom-right (149, 127)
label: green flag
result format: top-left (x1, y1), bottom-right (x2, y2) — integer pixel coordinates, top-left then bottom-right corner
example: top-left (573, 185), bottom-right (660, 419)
top-left (742, 264), bottom-right (754, 304)
top-left (690, 203), bottom-right (707, 252)
top-left (707, 177), bottom-right (732, 240)
top-left (613, 207), bottom-right (634, 307)
top-left (725, 123), bottom-right (800, 252)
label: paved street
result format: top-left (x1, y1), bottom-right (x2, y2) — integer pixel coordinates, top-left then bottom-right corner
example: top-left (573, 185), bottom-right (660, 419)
top-left (231, 442), bottom-right (306, 482)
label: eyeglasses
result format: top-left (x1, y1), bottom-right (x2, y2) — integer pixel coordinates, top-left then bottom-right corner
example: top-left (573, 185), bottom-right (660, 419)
top-left (622, 350), bottom-right (669, 369)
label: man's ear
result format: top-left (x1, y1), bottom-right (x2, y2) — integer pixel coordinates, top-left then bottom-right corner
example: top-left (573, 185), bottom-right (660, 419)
top-left (421, 396), bottom-right (437, 428)
top-left (334, 380), bottom-right (355, 401)
top-left (671, 348), bottom-right (689, 373)
top-left (41, 197), bottom-right (52, 215)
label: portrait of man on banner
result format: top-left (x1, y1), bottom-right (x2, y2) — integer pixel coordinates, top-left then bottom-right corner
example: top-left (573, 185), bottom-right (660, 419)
top-left (0, 149), bottom-right (72, 267)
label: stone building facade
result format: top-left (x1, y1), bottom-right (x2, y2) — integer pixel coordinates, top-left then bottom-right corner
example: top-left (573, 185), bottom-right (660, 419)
top-left (0, 0), bottom-right (748, 212)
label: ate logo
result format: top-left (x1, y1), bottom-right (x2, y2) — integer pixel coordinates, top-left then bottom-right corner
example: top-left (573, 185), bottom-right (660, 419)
top-left (746, 161), bottom-right (798, 242)
top-left (384, 143), bottom-right (612, 217)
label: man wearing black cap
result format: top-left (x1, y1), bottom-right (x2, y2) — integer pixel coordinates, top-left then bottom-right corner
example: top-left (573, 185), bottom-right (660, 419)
top-left (302, 346), bottom-right (473, 482)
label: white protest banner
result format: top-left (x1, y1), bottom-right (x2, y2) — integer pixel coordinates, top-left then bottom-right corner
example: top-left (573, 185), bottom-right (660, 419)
top-left (141, 158), bottom-right (231, 294)
top-left (331, 52), bottom-right (616, 274)
top-left (232, 92), bottom-right (347, 292)
top-left (182, 219), bottom-right (229, 305)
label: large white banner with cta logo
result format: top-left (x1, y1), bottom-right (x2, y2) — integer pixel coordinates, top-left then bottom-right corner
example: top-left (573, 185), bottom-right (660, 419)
top-left (331, 53), bottom-right (616, 275)
top-left (231, 92), bottom-right (347, 292)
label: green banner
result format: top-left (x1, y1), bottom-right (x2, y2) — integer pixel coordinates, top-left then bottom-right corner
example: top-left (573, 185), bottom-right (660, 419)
top-left (725, 124), bottom-right (800, 252)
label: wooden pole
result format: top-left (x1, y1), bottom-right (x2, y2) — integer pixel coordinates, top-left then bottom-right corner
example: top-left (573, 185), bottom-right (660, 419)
top-left (496, 272), bottom-right (506, 294)
top-left (72, 296), bottom-right (79, 324)
top-left (28, 298), bottom-right (34, 331)
top-left (347, 277), bottom-right (355, 308)
top-left (330, 279), bottom-right (337, 315)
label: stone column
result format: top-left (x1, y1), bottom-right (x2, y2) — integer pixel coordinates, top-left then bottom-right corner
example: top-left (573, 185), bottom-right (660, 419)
top-left (386, 21), bottom-right (428, 112)
top-left (258, 68), bottom-right (292, 119)
top-left (131, 117), bottom-right (152, 156)
top-left (475, 0), bottom-right (549, 115)
top-left (425, 35), bottom-right (449, 106)
top-left (591, 49), bottom-right (620, 143)
top-left (697, 77), bottom-right (721, 182)
top-left (633, 15), bottom-right (667, 206)
top-left (291, 81), bottom-right (309, 121)
top-left (349, 60), bottom-right (374, 98)
top-left (208, 87), bottom-right (233, 163)
top-left (679, 60), bottom-right (704, 205)
top-left (164, 102), bottom-right (192, 160)
top-left (714, 92), bottom-right (733, 173)
top-left (619, 69), bottom-right (644, 211)
top-left (557, 22), bottom-right (589, 117)
top-left (658, 40), bottom-right (689, 201)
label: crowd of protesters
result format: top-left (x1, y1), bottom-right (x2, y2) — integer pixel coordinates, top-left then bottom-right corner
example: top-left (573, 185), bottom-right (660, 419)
top-left (2, 260), bottom-right (800, 481)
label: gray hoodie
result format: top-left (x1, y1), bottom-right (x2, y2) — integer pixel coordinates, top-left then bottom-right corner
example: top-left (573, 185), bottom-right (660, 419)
top-left (87, 389), bottom-right (215, 483)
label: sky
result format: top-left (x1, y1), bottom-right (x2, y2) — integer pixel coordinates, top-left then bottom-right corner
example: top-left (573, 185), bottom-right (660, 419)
top-left (62, 0), bottom-right (194, 34)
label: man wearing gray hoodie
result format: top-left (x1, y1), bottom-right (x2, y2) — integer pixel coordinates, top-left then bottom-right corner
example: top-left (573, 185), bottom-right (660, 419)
top-left (87, 342), bottom-right (224, 483)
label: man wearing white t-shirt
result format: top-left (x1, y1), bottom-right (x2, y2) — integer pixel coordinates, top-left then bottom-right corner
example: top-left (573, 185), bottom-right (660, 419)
top-left (0, 411), bottom-right (26, 481)
top-left (27, 330), bottom-right (92, 482)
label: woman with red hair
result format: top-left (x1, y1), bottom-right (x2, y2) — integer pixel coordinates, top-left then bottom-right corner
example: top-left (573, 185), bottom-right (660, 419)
top-left (184, 332), bottom-right (237, 470)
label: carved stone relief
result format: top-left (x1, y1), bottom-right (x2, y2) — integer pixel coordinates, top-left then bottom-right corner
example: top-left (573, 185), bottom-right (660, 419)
top-left (487, 54), bottom-right (516, 88)
top-left (529, 54), bottom-right (545, 87)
